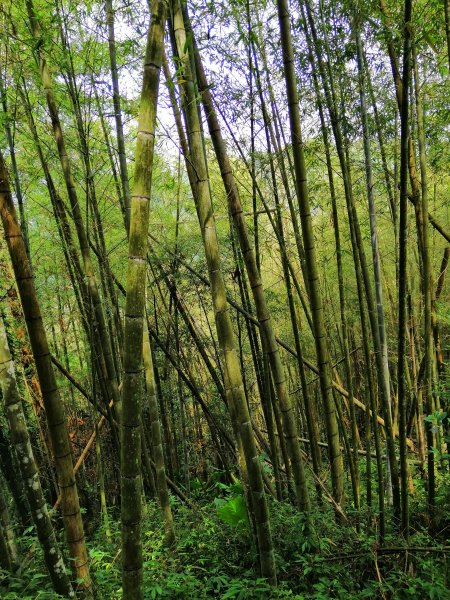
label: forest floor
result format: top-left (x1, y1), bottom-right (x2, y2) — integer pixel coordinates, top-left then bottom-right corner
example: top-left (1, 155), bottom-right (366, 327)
top-left (1, 468), bottom-right (449, 599)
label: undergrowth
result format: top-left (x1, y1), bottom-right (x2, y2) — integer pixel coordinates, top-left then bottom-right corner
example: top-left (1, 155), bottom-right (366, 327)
top-left (0, 472), bottom-right (449, 599)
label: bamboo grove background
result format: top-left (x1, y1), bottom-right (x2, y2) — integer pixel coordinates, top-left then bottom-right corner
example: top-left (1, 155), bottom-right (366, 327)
top-left (0, 0), bottom-right (449, 597)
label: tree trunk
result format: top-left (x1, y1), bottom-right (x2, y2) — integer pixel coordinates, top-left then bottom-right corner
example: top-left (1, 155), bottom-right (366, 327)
top-left (25, 0), bottom-right (121, 427)
top-left (170, 0), bottom-right (277, 583)
top-left (105, 0), bottom-right (131, 232)
top-left (0, 150), bottom-right (91, 593)
top-left (412, 33), bottom-right (435, 515)
top-left (0, 313), bottom-right (73, 596)
top-left (397, 0), bottom-right (413, 535)
top-left (143, 330), bottom-right (175, 545)
top-left (277, 0), bottom-right (344, 511)
top-left (120, 1), bottom-right (167, 597)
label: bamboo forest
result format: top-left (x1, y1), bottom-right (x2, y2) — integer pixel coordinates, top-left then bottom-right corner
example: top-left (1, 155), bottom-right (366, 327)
top-left (0, 0), bottom-right (449, 597)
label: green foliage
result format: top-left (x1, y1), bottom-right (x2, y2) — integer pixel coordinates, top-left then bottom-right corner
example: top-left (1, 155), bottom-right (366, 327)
top-left (0, 0), bottom-right (449, 597)
top-left (213, 482), bottom-right (250, 531)
top-left (0, 574), bottom-right (59, 600)
top-left (424, 410), bottom-right (450, 464)
top-left (215, 494), bottom-right (249, 530)
top-left (2, 487), bottom-right (450, 599)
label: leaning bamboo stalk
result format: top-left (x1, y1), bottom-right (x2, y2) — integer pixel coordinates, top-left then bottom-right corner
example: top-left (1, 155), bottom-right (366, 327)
top-left (412, 32), bottom-right (435, 516)
top-left (170, 0), bottom-right (276, 583)
top-left (277, 0), bottom-right (344, 510)
top-left (25, 0), bottom-right (121, 424)
top-left (190, 26), bottom-right (310, 510)
top-left (397, 0), bottom-right (413, 534)
top-left (142, 329), bottom-right (175, 545)
top-left (0, 314), bottom-right (73, 596)
top-left (0, 151), bottom-right (91, 592)
top-left (0, 77), bottom-right (30, 260)
top-left (105, 0), bottom-right (131, 232)
top-left (0, 482), bottom-right (17, 571)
